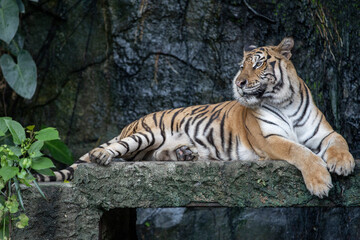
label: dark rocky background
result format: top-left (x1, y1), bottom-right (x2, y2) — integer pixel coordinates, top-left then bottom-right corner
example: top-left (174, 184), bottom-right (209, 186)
top-left (1, 0), bottom-right (359, 239)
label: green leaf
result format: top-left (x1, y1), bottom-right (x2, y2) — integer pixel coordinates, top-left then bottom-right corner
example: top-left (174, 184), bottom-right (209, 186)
top-left (35, 168), bottom-right (54, 176)
top-left (16, 214), bottom-right (29, 229)
top-left (26, 125), bottom-right (35, 131)
top-left (4, 119), bottom-right (25, 145)
top-left (6, 195), bottom-right (18, 213)
top-left (0, 117), bottom-right (11, 136)
top-left (35, 127), bottom-right (59, 141)
top-left (31, 157), bottom-right (55, 170)
top-left (0, 166), bottom-right (18, 182)
top-left (43, 139), bottom-right (73, 165)
top-left (0, 50), bottom-right (37, 99)
top-left (0, 0), bottom-right (19, 44)
top-left (11, 32), bottom-right (24, 54)
top-left (8, 145), bottom-right (21, 156)
top-left (28, 140), bottom-right (43, 154)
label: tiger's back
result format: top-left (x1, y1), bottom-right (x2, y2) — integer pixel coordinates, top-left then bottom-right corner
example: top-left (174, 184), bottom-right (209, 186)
top-left (116, 101), bottom-right (258, 162)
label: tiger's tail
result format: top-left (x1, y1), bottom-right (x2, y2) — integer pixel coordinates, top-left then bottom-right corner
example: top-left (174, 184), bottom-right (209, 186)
top-left (35, 153), bottom-right (91, 182)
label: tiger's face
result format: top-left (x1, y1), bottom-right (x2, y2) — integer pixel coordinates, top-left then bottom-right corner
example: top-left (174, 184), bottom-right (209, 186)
top-left (233, 38), bottom-right (294, 108)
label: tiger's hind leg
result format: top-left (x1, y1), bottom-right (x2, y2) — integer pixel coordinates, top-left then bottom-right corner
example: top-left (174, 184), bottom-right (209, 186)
top-left (89, 132), bottom-right (155, 165)
top-left (176, 146), bottom-right (198, 161)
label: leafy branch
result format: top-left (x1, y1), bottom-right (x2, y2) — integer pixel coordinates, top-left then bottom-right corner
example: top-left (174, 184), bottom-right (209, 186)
top-left (0, 117), bottom-right (74, 239)
top-left (0, 0), bottom-right (38, 100)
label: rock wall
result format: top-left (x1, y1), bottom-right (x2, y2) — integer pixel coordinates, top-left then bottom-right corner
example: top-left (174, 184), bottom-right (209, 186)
top-left (7, 0), bottom-right (359, 159)
top-left (6, 0), bottom-right (360, 239)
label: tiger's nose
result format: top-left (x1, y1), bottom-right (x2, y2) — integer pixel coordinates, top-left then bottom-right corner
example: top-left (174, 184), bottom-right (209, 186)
top-left (236, 79), bottom-right (247, 88)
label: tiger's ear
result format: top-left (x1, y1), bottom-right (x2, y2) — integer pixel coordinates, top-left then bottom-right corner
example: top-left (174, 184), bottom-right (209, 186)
top-left (275, 37), bottom-right (294, 59)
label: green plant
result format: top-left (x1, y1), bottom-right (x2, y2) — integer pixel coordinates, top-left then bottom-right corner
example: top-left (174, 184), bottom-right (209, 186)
top-left (0, 117), bottom-right (73, 239)
top-left (0, 0), bottom-right (38, 99)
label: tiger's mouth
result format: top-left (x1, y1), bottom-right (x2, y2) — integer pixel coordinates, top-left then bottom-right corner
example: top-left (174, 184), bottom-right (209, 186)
top-left (239, 84), bottom-right (267, 98)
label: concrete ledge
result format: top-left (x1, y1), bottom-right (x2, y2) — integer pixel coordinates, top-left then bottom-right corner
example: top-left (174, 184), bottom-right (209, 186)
top-left (13, 160), bottom-right (360, 239)
top-left (74, 160), bottom-right (360, 208)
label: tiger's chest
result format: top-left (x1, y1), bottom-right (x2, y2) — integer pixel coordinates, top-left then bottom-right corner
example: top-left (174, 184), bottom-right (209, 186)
top-left (255, 106), bottom-right (298, 143)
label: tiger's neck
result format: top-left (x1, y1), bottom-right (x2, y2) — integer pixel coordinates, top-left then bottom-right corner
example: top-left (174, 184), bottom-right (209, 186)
top-left (258, 77), bottom-right (318, 130)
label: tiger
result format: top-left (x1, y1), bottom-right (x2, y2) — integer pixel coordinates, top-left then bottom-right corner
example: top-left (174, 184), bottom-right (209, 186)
top-left (38, 37), bottom-right (355, 198)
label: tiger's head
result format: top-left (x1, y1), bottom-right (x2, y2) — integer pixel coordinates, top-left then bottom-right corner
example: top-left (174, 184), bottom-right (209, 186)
top-left (233, 37), bottom-right (296, 108)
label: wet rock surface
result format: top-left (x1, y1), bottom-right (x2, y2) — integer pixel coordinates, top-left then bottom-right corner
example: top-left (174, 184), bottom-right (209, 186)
top-left (136, 207), bottom-right (360, 240)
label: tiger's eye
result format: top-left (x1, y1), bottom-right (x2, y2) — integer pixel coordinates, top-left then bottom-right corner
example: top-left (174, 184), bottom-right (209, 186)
top-left (255, 62), bottom-right (263, 69)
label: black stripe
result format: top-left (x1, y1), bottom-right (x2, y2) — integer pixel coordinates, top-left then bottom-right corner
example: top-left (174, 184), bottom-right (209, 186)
top-left (295, 109), bottom-right (312, 127)
top-left (206, 128), bottom-right (221, 159)
top-left (159, 111), bottom-right (166, 128)
top-left (152, 113), bottom-right (158, 127)
top-left (108, 149), bottom-right (116, 155)
top-left (211, 101), bottom-right (231, 113)
top-left (263, 105), bottom-right (290, 128)
top-left (191, 105), bottom-right (209, 115)
top-left (170, 108), bottom-right (184, 135)
top-left (210, 102), bottom-right (223, 113)
top-left (273, 60), bottom-right (284, 91)
top-left (255, 116), bottom-right (279, 126)
top-left (75, 159), bottom-right (87, 164)
top-left (138, 132), bottom-right (149, 144)
top-left (158, 122), bottom-right (166, 149)
top-left (227, 132), bottom-right (233, 159)
top-left (184, 117), bottom-right (193, 136)
top-left (220, 113), bottom-right (226, 150)
top-left (130, 135), bottom-right (138, 142)
top-left (204, 109), bottom-right (221, 132)
top-left (119, 141), bottom-right (130, 154)
top-left (49, 176), bottom-right (56, 181)
top-left (141, 119), bottom-right (155, 147)
top-left (38, 174), bottom-right (45, 182)
top-left (269, 61), bottom-right (276, 69)
top-left (66, 167), bottom-right (75, 174)
top-left (135, 135), bottom-right (142, 151)
top-left (264, 134), bottom-right (285, 139)
top-left (303, 115), bottom-right (323, 145)
top-left (191, 111), bottom-right (208, 124)
top-left (294, 85), bottom-right (310, 125)
top-left (133, 120), bottom-right (140, 132)
top-left (226, 101), bottom-right (238, 117)
top-left (256, 116), bottom-right (289, 136)
top-left (194, 117), bottom-right (207, 148)
top-left (59, 171), bottom-right (66, 181)
top-left (312, 131), bottom-right (335, 154)
top-left (179, 117), bottom-right (186, 129)
top-left (290, 81), bottom-right (304, 117)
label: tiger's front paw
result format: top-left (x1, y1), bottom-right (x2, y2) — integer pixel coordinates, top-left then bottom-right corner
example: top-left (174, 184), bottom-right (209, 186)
top-left (302, 162), bottom-right (333, 198)
top-left (89, 148), bottom-right (114, 166)
top-left (326, 149), bottom-right (355, 176)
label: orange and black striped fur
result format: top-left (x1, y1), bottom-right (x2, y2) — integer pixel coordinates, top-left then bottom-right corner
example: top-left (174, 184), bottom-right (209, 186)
top-left (39, 38), bottom-right (354, 198)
